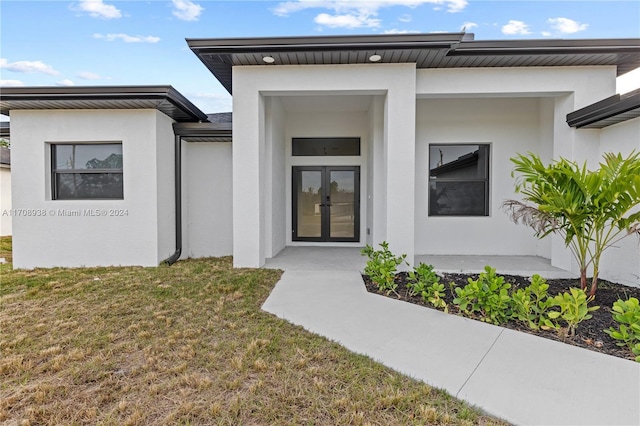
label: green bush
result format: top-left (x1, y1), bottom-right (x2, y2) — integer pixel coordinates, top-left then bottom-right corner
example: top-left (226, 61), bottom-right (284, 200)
top-left (548, 288), bottom-right (599, 336)
top-left (604, 297), bottom-right (640, 362)
top-left (452, 266), bottom-right (513, 325)
top-left (511, 274), bottom-right (558, 330)
top-left (361, 241), bottom-right (407, 296)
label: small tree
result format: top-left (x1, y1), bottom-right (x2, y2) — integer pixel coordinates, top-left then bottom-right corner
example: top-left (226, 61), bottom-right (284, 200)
top-left (503, 151), bottom-right (640, 296)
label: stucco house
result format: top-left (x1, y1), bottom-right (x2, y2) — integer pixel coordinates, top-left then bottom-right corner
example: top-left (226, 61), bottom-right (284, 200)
top-left (0, 33), bottom-right (639, 286)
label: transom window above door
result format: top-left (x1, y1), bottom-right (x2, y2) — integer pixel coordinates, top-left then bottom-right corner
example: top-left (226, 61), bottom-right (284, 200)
top-left (292, 137), bottom-right (360, 156)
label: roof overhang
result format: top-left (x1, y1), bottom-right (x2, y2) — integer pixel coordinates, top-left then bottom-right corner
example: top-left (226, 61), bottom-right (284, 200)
top-left (188, 33), bottom-right (468, 94)
top-left (188, 34), bottom-right (640, 95)
top-left (567, 88), bottom-right (640, 129)
top-left (0, 85), bottom-right (209, 122)
top-left (173, 122), bottom-right (232, 142)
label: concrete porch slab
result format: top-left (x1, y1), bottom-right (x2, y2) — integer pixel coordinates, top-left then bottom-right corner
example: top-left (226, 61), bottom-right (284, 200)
top-left (264, 247), bottom-right (577, 279)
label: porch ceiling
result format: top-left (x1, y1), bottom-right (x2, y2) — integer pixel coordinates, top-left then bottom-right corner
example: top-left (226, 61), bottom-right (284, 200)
top-left (188, 33), bottom-right (640, 95)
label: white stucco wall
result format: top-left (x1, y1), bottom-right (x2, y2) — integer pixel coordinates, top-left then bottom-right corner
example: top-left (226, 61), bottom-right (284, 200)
top-left (156, 112), bottom-right (177, 262)
top-left (264, 97), bottom-right (286, 258)
top-left (415, 97), bottom-right (546, 255)
top-left (232, 63), bottom-right (417, 267)
top-left (596, 117), bottom-right (640, 287)
top-left (0, 165), bottom-right (11, 236)
top-left (10, 109), bottom-right (174, 268)
top-left (183, 141), bottom-right (233, 258)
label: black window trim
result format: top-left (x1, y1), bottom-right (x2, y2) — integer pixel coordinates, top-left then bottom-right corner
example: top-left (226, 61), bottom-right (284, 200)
top-left (51, 142), bottom-right (124, 200)
top-left (428, 143), bottom-right (490, 217)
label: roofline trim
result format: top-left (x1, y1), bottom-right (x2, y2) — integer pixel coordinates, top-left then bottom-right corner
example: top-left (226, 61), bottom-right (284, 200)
top-left (0, 85), bottom-right (209, 122)
top-left (567, 89), bottom-right (640, 128)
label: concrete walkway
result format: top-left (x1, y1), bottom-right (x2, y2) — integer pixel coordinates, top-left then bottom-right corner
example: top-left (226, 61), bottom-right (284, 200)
top-left (262, 254), bottom-right (640, 425)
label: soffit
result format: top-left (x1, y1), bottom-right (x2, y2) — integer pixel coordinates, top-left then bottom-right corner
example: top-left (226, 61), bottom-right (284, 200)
top-left (0, 86), bottom-right (209, 122)
top-left (188, 34), bottom-right (640, 95)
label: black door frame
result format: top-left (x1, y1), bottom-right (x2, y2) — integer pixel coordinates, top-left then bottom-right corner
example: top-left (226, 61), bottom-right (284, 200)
top-left (292, 166), bottom-right (360, 242)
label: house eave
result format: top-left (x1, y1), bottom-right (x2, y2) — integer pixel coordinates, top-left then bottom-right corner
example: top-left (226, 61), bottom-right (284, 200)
top-left (567, 88), bottom-right (640, 129)
top-left (188, 34), bottom-right (640, 95)
top-left (0, 85), bottom-right (209, 122)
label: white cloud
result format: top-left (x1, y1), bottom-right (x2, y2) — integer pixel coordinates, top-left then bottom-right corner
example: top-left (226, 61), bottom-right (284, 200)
top-left (0, 58), bottom-right (59, 75)
top-left (76, 0), bottom-right (122, 19)
top-left (541, 31), bottom-right (552, 37)
top-left (315, 12), bottom-right (380, 28)
top-left (77, 71), bottom-right (101, 80)
top-left (502, 20), bottom-right (532, 35)
top-left (172, 0), bottom-right (203, 21)
top-left (0, 80), bottom-right (24, 87)
top-left (93, 33), bottom-right (160, 43)
top-left (547, 17), bottom-right (588, 34)
top-left (460, 21), bottom-right (477, 31)
top-left (384, 28), bottom-right (419, 34)
top-left (398, 14), bottom-right (412, 22)
top-left (56, 79), bottom-right (75, 86)
top-left (274, 1), bottom-right (468, 30)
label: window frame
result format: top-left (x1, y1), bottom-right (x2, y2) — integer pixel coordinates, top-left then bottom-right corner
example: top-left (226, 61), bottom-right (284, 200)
top-left (50, 142), bottom-right (124, 200)
top-left (428, 143), bottom-right (490, 217)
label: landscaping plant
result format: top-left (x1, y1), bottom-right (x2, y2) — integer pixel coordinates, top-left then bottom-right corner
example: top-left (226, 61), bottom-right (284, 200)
top-left (511, 274), bottom-right (558, 331)
top-left (548, 288), bottom-right (600, 336)
top-left (452, 266), bottom-right (513, 325)
top-left (361, 241), bottom-right (407, 296)
top-left (406, 263), bottom-right (447, 311)
top-left (503, 151), bottom-right (640, 296)
top-left (604, 297), bottom-right (640, 361)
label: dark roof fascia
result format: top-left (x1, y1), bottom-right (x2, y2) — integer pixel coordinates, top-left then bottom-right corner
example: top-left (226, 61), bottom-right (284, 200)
top-left (187, 34), bottom-right (467, 94)
top-left (172, 121), bottom-right (232, 139)
top-left (187, 33), bottom-right (466, 53)
top-left (567, 88), bottom-right (640, 128)
top-left (0, 85), bottom-right (209, 122)
top-left (449, 38), bottom-right (640, 56)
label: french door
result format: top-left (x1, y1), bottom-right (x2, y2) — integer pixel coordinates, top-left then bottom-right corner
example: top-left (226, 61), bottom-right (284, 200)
top-left (292, 166), bottom-right (360, 242)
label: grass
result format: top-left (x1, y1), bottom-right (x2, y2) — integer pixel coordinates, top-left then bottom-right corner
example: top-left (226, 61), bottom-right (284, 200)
top-left (0, 237), bottom-right (505, 425)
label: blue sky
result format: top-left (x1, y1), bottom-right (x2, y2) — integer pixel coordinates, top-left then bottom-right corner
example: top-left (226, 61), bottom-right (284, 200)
top-left (1, 0), bottom-right (639, 116)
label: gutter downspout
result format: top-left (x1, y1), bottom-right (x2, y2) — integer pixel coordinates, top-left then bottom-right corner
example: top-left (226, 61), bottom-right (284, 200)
top-left (162, 133), bottom-right (182, 265)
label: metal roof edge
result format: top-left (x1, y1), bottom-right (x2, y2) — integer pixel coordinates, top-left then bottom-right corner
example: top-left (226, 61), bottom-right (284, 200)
top-left (0, 85), bottom-right (208, 122)
top-left (187, 33), bottom-right (467, 51)
top-left (567, 88), bottom-right (640, 128)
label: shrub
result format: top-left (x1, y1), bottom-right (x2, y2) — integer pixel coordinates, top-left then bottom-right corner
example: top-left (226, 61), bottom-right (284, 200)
top-left (548, 288), bottom-right (599, 336)
top-left (452, 266), bottom-right (513, 325)
top-left (361, 242), bottom-right (407, 296)
top-left (511, 274), bottom-right (558, 331)
top-left (604, 297), bottom-right (640, 361)
top-left (407, 263), bottom-right (439, 296)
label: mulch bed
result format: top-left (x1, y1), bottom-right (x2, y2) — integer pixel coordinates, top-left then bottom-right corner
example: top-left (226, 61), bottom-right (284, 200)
top-left (362, 272), bottom-right (640, 362)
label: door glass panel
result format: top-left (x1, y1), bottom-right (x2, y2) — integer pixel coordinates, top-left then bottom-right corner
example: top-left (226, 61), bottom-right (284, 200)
top-left (297, 170), bottom-right (322, 238)
top-left (329, 170), bottom-right (355, 238)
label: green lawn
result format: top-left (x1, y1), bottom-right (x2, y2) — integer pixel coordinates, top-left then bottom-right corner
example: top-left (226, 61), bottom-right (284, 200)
top-left (0, 237), bottom-right (504, 425)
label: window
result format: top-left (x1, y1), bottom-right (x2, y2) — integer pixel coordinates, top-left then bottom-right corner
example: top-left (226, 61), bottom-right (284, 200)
top-left (429, 144), bottom-right (489, 216)
top-left (51, 143), bottom-right (123, 200)
top-left (292, 137), bottom-right (360, 156)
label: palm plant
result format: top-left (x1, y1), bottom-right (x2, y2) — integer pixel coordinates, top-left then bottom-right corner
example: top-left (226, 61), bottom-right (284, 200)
top-left (503, 151), bottom-right (640, 296)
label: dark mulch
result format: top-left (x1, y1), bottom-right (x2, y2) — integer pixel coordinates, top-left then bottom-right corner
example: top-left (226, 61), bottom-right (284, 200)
top-left (363, 272), bottom-right (640, 362)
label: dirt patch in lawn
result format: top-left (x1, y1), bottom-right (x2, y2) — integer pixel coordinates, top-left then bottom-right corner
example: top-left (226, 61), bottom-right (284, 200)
top-left (363, 273), bottom-right (640, 362)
